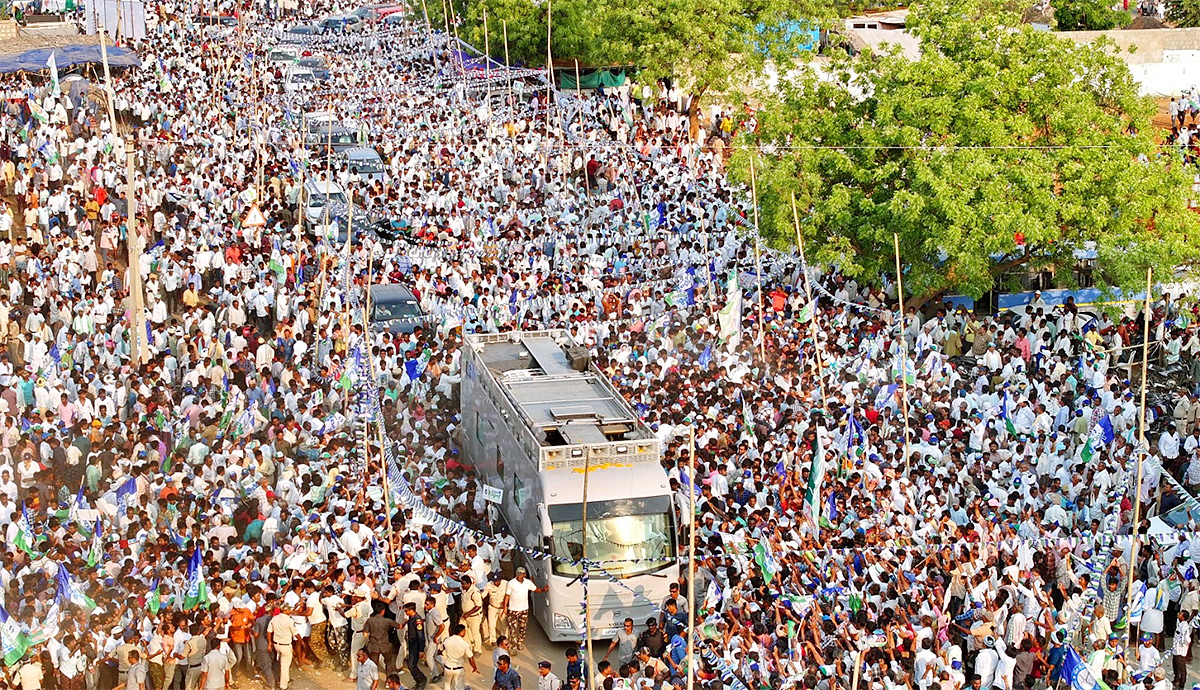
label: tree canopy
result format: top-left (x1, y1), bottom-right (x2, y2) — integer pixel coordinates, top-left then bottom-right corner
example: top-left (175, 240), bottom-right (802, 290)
top-left (1167, 0), bottom-right (1200, 27)
top-left (728, 0), bottom-right (1200, 305)
top-left (446, 0), bottom-right (829, 106)
top-left (1050, 0), bottom-right (1130, 30)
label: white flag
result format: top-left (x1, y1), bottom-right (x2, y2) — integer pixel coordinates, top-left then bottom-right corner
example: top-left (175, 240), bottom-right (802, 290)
top-left (716, 271), bottom-right (742, 348)
top-left (47, 51), bottom-right (60, 93)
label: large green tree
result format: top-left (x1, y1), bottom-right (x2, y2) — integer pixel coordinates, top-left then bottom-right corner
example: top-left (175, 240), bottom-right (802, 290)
top-left (729, 0), bottom-right (1200, 305)
top-left (1050, 0), bottom-right (1129, 30)
top-left (1167, 0), bottom-right (1200, 27)
top-left (460, 0), bottom-right (598, 71)
top-left (455, 0), bottom-right (830, 123)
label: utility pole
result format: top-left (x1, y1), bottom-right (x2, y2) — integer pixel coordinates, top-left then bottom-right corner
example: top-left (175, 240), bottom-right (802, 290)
top-left (686, 426), bottom-right (696, 690)
top-left (1123, 267), bottom-right (1155, 681)
top-left (893, 233), bottom-right (912, 474)
top-left (125, 138), bottom-right (148, 366)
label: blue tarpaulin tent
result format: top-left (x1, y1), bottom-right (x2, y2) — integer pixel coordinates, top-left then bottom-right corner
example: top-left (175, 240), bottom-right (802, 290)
top-left (0, 45), bottom-right (140, 74)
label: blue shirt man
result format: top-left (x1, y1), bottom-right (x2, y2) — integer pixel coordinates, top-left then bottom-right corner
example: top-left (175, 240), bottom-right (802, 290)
top-left (495, 655), bottom-right (522, 690)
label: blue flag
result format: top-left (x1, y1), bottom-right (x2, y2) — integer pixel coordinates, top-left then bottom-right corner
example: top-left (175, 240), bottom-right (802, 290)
top-left (183, 547), bottom-right (207, 610)
top-left (1060, 646), bottom-right (1109, 690)
top-left (873, 384), bottom-right (898, 411)
top-left (1099, 411), bottom-right (1115, 445)
top-left (678, 469), bottom-right (702, 498)
top-left (698, 345), bottom-right (712, 368)
top-left (56, 564), bottom-right (97, 611)
top-left (404, 357), bottom-right (420, 380)
top-left (114, 476), bottom-right (138, 514)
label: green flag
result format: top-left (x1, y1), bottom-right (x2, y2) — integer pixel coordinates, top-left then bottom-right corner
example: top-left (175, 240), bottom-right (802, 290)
top-left (796, 301), bottom-right (813, 323)
top-left (13, 505), bottom-right (37, 557)
top-left (848, 592), bottom-right (864, 613)
top-left (802, 441), bottom-right (826, 525)
top-left (0, 604), bottom-right (28, 666)
top-left (86, 518), bottom-right (103, 567)
top-left (752, 541), bottom-right (776, 583)
top-left (148, 579), bottom-right (162, 615)
top-left (1001, 393), bottom-right (1017, 436)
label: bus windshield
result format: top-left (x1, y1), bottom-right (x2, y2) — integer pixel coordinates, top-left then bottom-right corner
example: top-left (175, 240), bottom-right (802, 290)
top-left (550, 501), bottom-right (674, 578)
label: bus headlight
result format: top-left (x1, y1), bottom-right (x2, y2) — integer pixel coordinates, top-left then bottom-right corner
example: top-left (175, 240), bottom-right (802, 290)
top-left (553, 613), bottom-right (574, 631)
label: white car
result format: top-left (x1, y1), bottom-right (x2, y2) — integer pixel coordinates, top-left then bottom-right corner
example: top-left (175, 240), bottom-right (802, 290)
top-left (1148, 504), bottom-right (1200, 579)
top-left (284, 67), bottom-right (318, 94)
top-left (301, 179), bottom-right (349, 234)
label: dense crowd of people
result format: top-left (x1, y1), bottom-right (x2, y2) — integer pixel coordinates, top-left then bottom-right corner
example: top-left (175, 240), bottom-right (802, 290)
top-left (0, 2), bottom-right (1200, 690)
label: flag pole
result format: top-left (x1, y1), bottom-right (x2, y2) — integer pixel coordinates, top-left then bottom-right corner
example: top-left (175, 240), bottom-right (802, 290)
top-left (581, 442), bottom-right (595, 684)
top-left (576, 59), bottom-right (589, 197)
top-left (339, 189), bottom-right (356, 348)
top-left (790, 193), bottom-right (826, 410)
top-left (748, 157), bottom-right (765, 363)
top-left (314, 92), bottom-right (336, 371)
top-left (850, 650), bottom-right (864, 690)
top-left (892, 232), bottom-right (912, 475)
top-left (503, 20), bottom-right (512, 127)
top-left (545, 0), bottom-right (554, 139)
top-left (419, 0), bottom-right (440, 73)
top-left (1124, 265), bottom-right (1154, 673)
top-left (97, 13), bottom-right (118, 141)
top-left (482, 6), bottom-right (490, 85)
top-left (687, 425), bottom-right (696, 690)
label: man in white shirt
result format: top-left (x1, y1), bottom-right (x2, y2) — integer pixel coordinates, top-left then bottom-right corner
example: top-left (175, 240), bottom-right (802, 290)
top-left (502, 568), bottom-right (546, 652)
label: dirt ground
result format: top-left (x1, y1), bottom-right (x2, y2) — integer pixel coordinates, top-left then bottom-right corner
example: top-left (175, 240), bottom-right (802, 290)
top-left (1153, 96), bottom-right (1174, 131)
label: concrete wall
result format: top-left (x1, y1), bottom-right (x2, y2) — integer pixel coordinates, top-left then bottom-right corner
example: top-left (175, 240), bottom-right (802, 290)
top-left (1054, 28), bottom-right (1168, 63)
top-left (0, 21), bottom-right (18, 42)
top-left (1053, 28), bottom-right (1200, 96)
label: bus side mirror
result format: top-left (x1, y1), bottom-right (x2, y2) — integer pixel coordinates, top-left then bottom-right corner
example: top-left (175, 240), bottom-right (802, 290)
top-left (538, 502), bottom-right (553, 538)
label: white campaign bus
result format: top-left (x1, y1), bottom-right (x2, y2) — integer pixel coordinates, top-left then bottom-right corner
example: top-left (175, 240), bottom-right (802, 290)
top-left (461, 330), bottom-right (677, 642)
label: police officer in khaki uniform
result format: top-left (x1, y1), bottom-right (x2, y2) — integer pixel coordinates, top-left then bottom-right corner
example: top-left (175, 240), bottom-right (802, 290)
top-left (458, 574), bottom-right (483, 655)
top-left (483, 573), bottom-right (507, 646)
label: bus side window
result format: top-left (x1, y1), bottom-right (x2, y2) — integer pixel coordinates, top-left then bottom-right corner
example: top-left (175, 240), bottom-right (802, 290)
top-left (496, 446), bottom-right (504, 480)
